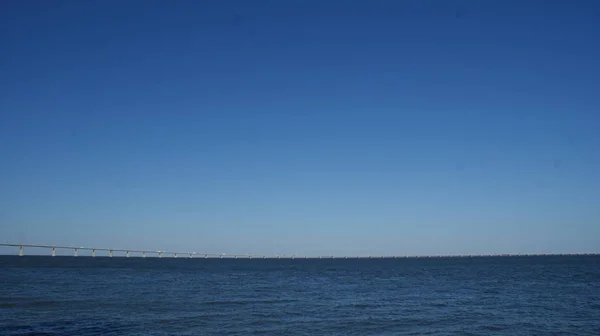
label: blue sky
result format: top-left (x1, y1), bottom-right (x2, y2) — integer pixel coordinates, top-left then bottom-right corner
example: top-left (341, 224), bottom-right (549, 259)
top-left (1, 0), bottom-right (599, 256)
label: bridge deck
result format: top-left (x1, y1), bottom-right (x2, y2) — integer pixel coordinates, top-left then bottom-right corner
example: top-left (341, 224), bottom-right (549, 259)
top-left (0, 243), bottom-right (262, 258)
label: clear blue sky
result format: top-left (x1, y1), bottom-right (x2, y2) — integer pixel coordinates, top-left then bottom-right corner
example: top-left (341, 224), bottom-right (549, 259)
top-left (1, 0), bottom-right (599, 256)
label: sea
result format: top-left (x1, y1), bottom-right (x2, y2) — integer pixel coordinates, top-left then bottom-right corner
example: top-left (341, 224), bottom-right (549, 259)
top-left (1, 255), bottom-right (599, 335)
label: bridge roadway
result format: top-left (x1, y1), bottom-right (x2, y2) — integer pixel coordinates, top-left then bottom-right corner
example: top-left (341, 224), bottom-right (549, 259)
top-left (0, 243), bottom-right (262, 258)
top-left (0, 243), bottom-right (597, 259)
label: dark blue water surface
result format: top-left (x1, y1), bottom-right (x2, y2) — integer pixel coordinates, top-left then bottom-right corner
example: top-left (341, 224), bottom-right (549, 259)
top-left (1, 255), bottom-right (599, 335)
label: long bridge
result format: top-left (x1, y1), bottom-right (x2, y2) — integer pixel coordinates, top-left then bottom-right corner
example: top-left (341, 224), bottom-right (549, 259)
top-left (0, 243), bottom-right (264, 259)
top-left (0, 243), bottom-right (597, 259)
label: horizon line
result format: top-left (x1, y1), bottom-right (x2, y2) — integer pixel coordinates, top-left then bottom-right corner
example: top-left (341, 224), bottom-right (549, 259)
top-left (1, 243), bottom-right (598, 259)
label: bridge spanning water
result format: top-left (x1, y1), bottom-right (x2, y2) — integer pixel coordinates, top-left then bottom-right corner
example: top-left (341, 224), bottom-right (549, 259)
top-left (1, 243), bottom-right (597, 259)
top-left (0, 243), bottom-right (264, 259)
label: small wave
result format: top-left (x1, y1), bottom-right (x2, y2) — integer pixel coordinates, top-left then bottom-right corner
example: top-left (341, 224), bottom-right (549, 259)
top-left (204, 298), bottom-right (297, 305)
top-left (0, 300), bottom-right (61, 308)
top-left (3, 325), bottom-right (33, 331)
top-left (429, 302), bottom-right (448, 307)
top-left (0, 296), bottom-right (31, 302)
top-left (2, 325), bottom-right (57, 336)
top-left (481, 324), bottom-right (506, 331)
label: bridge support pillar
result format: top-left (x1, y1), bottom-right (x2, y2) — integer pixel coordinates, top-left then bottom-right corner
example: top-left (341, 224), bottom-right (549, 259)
top-left (19, 246), bottom-right (24, 256)
top-left (52, 248), bottom-right (56, 257)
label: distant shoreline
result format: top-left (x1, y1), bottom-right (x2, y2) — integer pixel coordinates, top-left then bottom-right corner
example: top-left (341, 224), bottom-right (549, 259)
top-left (1, 253), bottom-right (598, 259)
